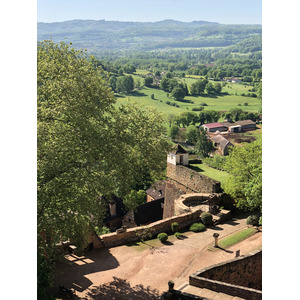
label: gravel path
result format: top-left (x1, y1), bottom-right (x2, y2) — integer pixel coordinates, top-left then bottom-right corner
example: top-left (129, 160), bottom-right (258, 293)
top-left (52, 213), bottom-right (262, 299)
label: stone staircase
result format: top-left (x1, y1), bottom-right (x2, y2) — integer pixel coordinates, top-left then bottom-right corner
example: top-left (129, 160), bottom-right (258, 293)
top-left (177, 282), bottom-right (245, 300)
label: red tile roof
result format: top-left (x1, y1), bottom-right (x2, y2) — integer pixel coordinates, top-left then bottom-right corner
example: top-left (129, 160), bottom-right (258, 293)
top-left (203, 122), bottom-right (226, 129)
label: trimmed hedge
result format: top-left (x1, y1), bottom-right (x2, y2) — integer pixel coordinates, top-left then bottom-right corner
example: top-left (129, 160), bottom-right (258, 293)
top-left (201, 212), bottom-right (213, 226)
top-left (189, 223), bottom-right (206, 232)
top-left (157, 233), bottom-right (168, 242)
top-left (174, 232), bottom-right (181, 239)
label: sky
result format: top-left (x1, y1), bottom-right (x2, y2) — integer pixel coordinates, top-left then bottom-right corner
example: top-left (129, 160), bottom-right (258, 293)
top-left (37, 0), bottom-right (262, 24)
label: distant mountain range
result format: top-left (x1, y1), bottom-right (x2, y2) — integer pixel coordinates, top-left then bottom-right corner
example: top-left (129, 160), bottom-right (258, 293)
top-left (37, 19), bottom-right (262, 52)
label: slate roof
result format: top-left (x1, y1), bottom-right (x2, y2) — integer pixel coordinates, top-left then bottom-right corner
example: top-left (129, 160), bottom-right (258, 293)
top-left (211, 134), bottom-right (233, 150)
top-left (170, 144), bottom-right (188, 154)
top-left (146, 180), bottom-right (166, 200)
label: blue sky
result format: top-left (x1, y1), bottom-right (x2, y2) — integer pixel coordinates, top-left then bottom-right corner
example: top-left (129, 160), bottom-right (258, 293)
top-left (37, 0), bottom-right (262, 24)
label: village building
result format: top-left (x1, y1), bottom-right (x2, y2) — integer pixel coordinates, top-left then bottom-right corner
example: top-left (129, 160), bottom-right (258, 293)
top-left (146, 180), bottom-right (166, 202)
top-left (226, 77), bottom-right (242, 83)
top-left (211, 134), bottom-right (234, 155)
top-left (122, 198), bottom-right (164, 228)
top-left (202, 122), bottom-right (228, 133)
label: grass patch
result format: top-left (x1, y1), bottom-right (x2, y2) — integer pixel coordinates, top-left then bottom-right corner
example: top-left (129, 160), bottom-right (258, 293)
top-left (189, 163), bottom-right (229, 186)
top-left (208, 227), bottom-right (258, 251)
top-left (126, 234), bottom-right (178, 252)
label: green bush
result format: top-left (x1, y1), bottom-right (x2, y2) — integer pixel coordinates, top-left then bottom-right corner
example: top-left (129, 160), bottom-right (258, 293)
top-left (95, 225), bottom-right (110, 235)
top-left (189, 223), bottom-right (206, 232)
top-left (246, 215), bottom-right (259, 226)
top-left (259, 216), bottom-right (262, 226)
top-left (174, 232), bottom-right (181, 239)
top-left (171, 222), bottom-right (179, 232)
top-left (201, 212), bottom-right (213, 226)
top-left (157, 233), bottom-right (168, 242)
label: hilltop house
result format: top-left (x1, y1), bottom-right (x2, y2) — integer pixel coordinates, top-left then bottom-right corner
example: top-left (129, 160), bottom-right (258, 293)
top-left (167, 144), bottom-right (189, 166)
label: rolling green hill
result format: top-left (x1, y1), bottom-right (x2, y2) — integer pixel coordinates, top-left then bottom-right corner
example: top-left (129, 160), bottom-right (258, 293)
top-left (37, 19), bottom-right (262, 52)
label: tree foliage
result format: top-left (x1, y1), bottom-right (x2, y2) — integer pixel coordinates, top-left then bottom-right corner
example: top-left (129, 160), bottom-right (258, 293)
top-left (195, 127), bottom-right (214, 157)
top-left (37, 40), bottom-right (170, 264)
top-left (223, 138), bottom-right (262, 211)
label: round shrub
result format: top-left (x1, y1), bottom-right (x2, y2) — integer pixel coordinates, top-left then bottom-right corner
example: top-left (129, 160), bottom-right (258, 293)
top-left (201, 212), bottom-right (213, 226)
top-left (174, 232), bottom-right (181, 239)
top-left (171, 222), bottom-right (179, 232)
top-left (157, 233), bottom-right (168, 242)
top-left (246, 215), bottom-right (259, 226)
top-left (189, 223), bottom-right (206, 232)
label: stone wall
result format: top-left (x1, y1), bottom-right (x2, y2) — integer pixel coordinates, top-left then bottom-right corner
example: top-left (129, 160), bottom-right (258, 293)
top-left (189, 250), bottom-right (262, 300)
top-left (163, 180), bottom-right (185, 219)
top-left (96, 209), bottom-right (202, 249)
top-left (167, 163), bottom-right (221, 194)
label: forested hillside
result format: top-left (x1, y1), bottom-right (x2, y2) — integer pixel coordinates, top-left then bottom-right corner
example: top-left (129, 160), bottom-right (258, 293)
top-left (37, 19), bottom-right (261, 51)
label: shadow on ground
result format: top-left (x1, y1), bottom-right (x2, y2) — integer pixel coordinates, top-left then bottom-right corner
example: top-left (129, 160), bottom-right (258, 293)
top-left (216, 246), bottom-right (234, 253)
top-left (51, 248), bottom-right (120, 297)
top-left (85, 277), bottom-right (161, 299)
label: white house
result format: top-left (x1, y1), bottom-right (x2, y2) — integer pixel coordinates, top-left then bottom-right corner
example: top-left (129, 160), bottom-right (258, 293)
top-left (167, 144), bottom-right (189, 166)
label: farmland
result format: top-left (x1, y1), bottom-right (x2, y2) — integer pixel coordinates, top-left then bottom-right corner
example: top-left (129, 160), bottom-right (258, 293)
top-left (115, 75), bottom-right (261, 119)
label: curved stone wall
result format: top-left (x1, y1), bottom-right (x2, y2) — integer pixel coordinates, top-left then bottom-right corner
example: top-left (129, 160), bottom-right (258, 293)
top-left (174, 193), bottom-right (214, 216)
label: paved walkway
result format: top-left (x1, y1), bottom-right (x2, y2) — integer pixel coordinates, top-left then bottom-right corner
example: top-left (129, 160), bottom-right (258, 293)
top-left (52, 213), bottom-right (262, 299)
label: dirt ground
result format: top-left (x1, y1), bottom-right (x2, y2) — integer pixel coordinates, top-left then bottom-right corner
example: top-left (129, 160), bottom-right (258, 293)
top-left (52, 214), bottom-right (262, 299)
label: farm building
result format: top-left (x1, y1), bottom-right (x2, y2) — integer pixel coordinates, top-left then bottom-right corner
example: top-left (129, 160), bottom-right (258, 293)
top-left (167, 144), bottom-right (189, 166)
top-left (228, 124), bottom-right (242, 133)
top-left (233, 119), bottom-right (256, 131)
top-left (211, 134), bottom-right (234, 155)
top-left (227, 77), bottom-right (242, 83)
top-left (202, 122), bottom-right (228, 133)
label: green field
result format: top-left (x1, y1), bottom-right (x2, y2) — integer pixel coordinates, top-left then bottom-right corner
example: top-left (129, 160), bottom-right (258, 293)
top-left (116, 74), bottom-right (261, 119)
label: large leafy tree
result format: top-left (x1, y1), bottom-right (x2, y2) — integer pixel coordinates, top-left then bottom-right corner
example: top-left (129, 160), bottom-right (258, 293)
top-left (223, 138), bottom-right (262, 211)
top-left (195, 127), bottom-right (214, 157)
top-left (37, 41), bottom-right (170, 276)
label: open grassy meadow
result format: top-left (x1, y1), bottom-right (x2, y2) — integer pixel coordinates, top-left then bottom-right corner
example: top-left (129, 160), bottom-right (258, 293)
top-left (116, 73), bottom-right (261, 120)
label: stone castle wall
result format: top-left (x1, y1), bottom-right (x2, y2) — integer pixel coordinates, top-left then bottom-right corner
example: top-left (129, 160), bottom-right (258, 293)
top-left (163, 163), bottom-right (221, 218)
top-left (189, 250), bottom-right (262, 300)
top-left (167, 163), bottom-right (221, 194)
top-left (96, 209), bottom-right (202, 249)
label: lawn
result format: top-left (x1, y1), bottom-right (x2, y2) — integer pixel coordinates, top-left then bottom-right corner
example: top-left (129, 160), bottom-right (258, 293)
top-left (208, 227), bottom-right (258, 251)
top-left (188, 163), bottom-right (230, 186)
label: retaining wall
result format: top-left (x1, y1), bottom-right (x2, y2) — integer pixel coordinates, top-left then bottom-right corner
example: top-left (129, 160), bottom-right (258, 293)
top-left (189, 250), bottom-right (262, 300)
top-left (96, 209), bottom-right (203, 249)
